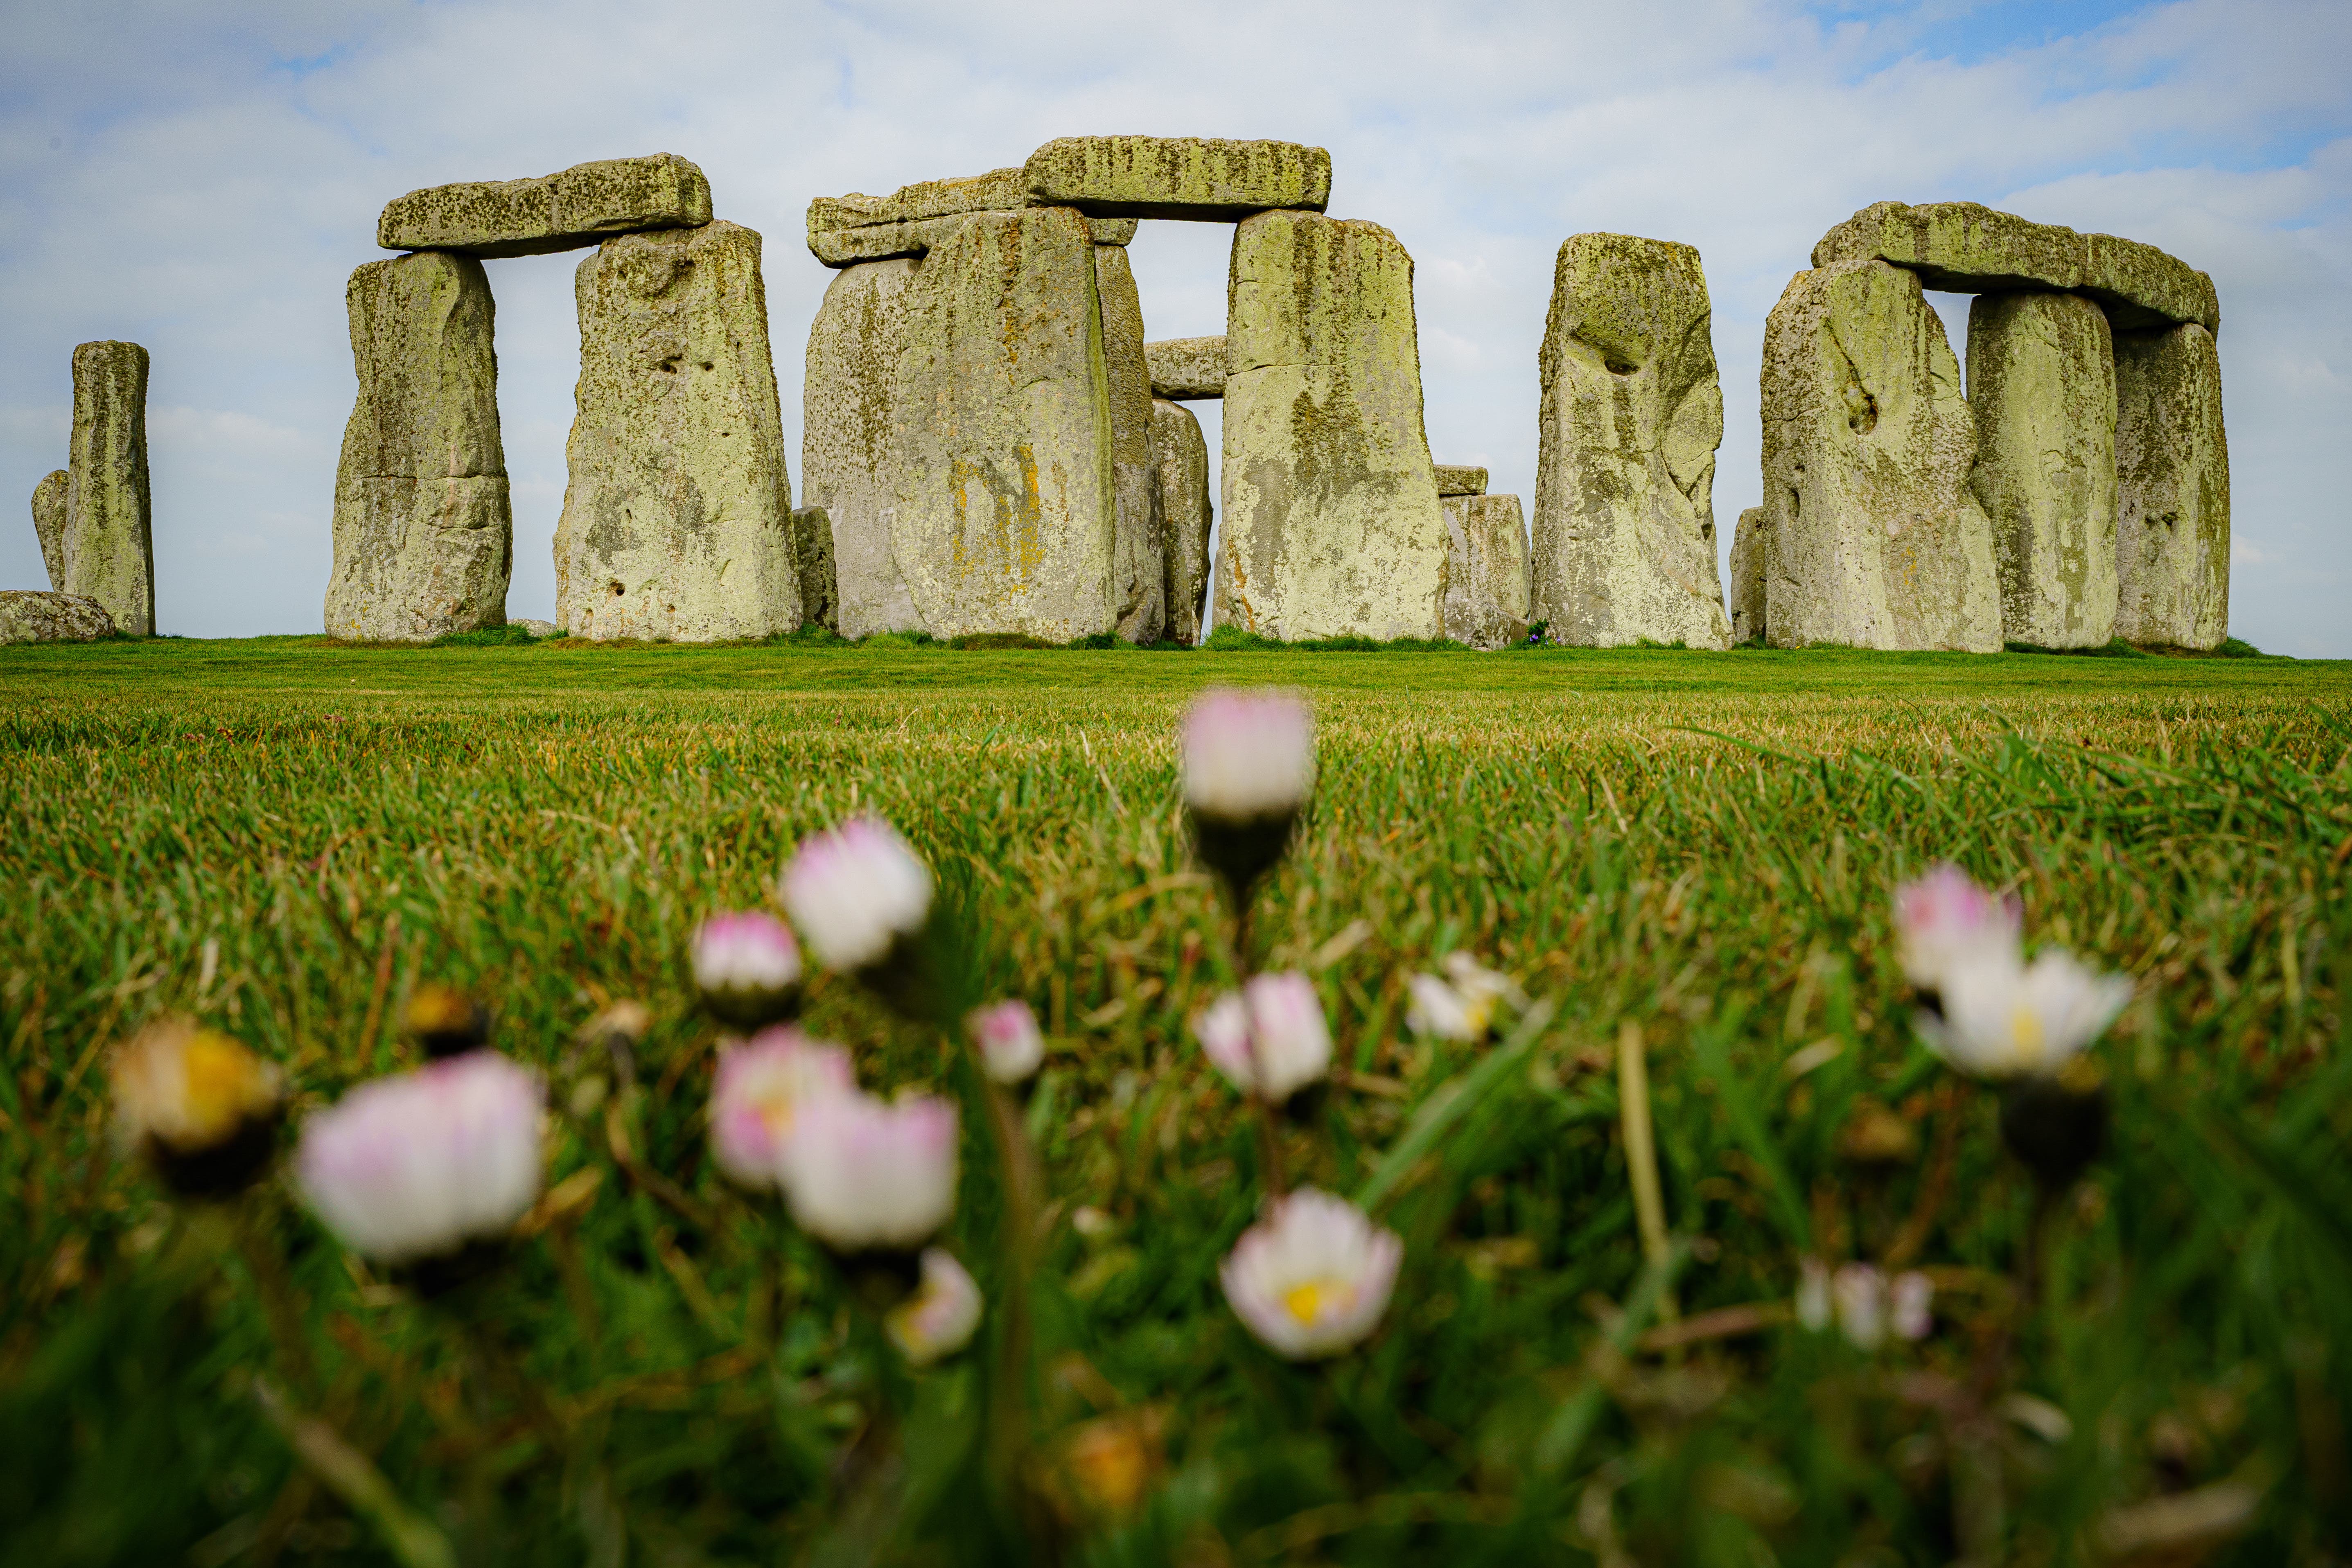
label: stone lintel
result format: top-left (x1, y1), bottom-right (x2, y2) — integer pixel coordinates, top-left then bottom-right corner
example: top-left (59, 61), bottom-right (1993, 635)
top-left (1026, 136), bottom-right (1330, 221)
top-left (1435, 465), bottom-right (1488, 496)
top-left (378, 153), bottom-right (712, 259)
top-left (808, 210), bottom-right (1133, 268)
top-left (1145, 336), bottom-right (1226, 399)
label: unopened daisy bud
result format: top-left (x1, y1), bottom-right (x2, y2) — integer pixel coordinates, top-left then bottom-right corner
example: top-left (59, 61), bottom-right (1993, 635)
top-left (295, 1053), bottom-right (544, 1266)
top-left (1890, 1270), bottom-right (1934, 1341)
top-left (111, 1018), bottom-right (284, 1198)
top-left (1920, 950), bottom-right (2131, 1082)
top-left (690, 911), bottom-right (803, 1029)
top-left (780, 816), bottom-right (933, 972)
top-left (1831, 1263), bottom-right (1887, 1351)
top-left (1192, 972), bottom-right (1331, 1104)
top-left (776, 1089), bottom-right (958, 1252)
top-left (403, 983), bottom-right (489, 1059)
top-left (1182, 688), bottom-right (1314, 897)
top-left (708, 1027), bottom-right (854, 1189)
top-left (967, 999), bottom-right (1045, 1085)
top-left (1795, 1257), bottom-right (1833, 1332)
top-left (1892, 865), bottom-right (2020, 995)
top-left (884, 1248), bottom-right (984, 1366)
top-left (1220, 1187), bottom-right (1401, 1359)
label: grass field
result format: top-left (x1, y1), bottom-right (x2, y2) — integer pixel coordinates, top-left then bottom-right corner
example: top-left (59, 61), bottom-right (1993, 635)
top-left (3, 637), bottom-right (2349, 1566)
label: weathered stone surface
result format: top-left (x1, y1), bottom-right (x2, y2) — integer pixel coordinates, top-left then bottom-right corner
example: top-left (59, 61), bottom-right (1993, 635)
top-left (31, 469), bottom-right (68, 591)
top-left (887, 207), bottom-right (1120, 641)
top-left (802, 257), bottom-right (922, 638)
top-left (1151, 398), bottom-right (1212, 646)
top-left (1089, 219), bottom-right (1139, 246)
top-left (1440, 494), bottom-right (1531, 649)
top-left (790, 506), bottom-right (838, 632)
top-left (806, 165), bottom-right (1136, 266)
top-left (1967, 291), bottom-right (2117, 648)
top-left (379, 153), bottom-right (711, 259)
top-left (1146, 336), bottom-right (1226, 400)
top-left (1095, 244), bottom-right (1164, 644)
top-left (1759, 259), bottom-right (2001, 652)
top-left (556, 220), bottom-right (800, 641)
top-left (1530, 235), bottom-right (1730, 650)
top-left (324, 253), bottom-right (512, 642)
top-left (809, 214), bottom-right (976, 268)
top-left (1026, 137), bottom-right (1330, 221)
top-left (2113, 322), bottom-right (2230, 649)
top-left (63, 341), bottom-right (155, 637)
top-left (1812, 201), bottom-right (2218, 334)
top-left (1435, 465), bottom-right (1487, 497)
top-left (0, 590), bottom-right (114, 644)
top-left (1220, 210), bottom-right (1446, 641)
top-left (1729, 506), bottom-right (1768, 645)
top-left (515, 618), bottom-right (557, 638)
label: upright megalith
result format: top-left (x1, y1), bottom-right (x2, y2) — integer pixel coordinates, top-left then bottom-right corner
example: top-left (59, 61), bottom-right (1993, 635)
top-left (1151, 398), bottom-right (1213, 646)
top-left (1025, 137), bottom-right (1330, 221)
top-left (1146, 336), bottom-right (1228, 400)
top-left (1219, 210), bottom-right (1447, 642)
top-left (63, 341), bottom-right (155, 637)
top-left (325, 253), bottom-right (512, 641)
top-left (557, 220), bottom-right (800, 641)
top-left (802, 257), bottom-right (922, 638)
top-left (379, 153), bottom-right (712, 259)
top-left (1966, 291), bottom-right (2118, 648)
top-left (2113, 323), bottom-right (2230, 649)
top-left (1531, 235), bottom-right (1730, 650)
top-left (885, 207), bottom-right (1120, 642)
top-left (30, 470), bottom-right (69, 591)
top-left (1729, 507), bottom-right (1768, 645)
top-left (1758, 259), bottom-right (2001, 652)
top-left (1095, 243), bottom-right (1165, 643)
top-left (1440, 493), bottom-right (1532, 650)
top-left (789, 506), bottom-right (838, 633)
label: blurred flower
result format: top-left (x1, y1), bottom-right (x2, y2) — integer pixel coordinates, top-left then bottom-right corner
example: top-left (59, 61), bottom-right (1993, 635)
top-left (1193, 972), bottom-right (1332, 1103)
top-left (708, 1027), bottom-right (854, 1189)
top-left (1404, 955), bottom-right (1518, 1042)
top-left (779, 816), bottom-right (934, 972)
top-left (1833, 1264), bottom-right (1888, 1350)
top-left (884, 1247), bottom-right (984, 1366)
top-left (1182, 688), bottom-right (1314, 894)
top-left (295, 1053), bottom-right (544, 1265)
top-left (403, 983), bottom-right (489, 1059)
top-left (1892, 864), bottom-right (2020, 993)
top-left (1220, 1187), bottom-right (1402, 1359)
top-left (1891, 1270), bottom-right (1934, 1341)
top-left (1055, 1411), bottom-right (1166, 1522)
top-left (777, 1089), bottom-right (958, 1252)
top-left (690, 911), bottom-right (802, 1029)
top-left (112, 1017), bottom-right (284, 1196)
top-left (967, 999), bottom-right (1045, 1085)
top-left (1795, 1257), bottom-right (1833, 1331)
top-left (1920, 950), bottom-right (2132, 1081)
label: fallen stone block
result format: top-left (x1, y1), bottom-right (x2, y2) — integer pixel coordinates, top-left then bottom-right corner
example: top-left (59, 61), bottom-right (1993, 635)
top-left (1811, 201), bottom-right (2218, 334)
top-left (63, 340), bottom-right (155, 637)
top-left (789, 507), bottom-right (838, 633)
top-left (514, 618), bottom-right (557, 638)
top-left (802, 257), bottom-right (923, 638)
top-left (1435, 465), bottom-right (1488, 497)
top-left (1968, 291), bottom-right (2118, 648)
top-left (1729, 507), bottom-right (1768, 645)
top-left (1531, 234), bottom-right (1731, 650)
top-left (0, 589), bottom-right (114, 644)
top-left (1146, 336), bottom-right (1226, 400)
top-left (1151, 398), bottom-right (1213, 646)
top-left (325, 252), bottom-right (512, 642)
top-left (556, 220), bottom-right (801, 641)
top-left (378, 153), bottom-right (712, 259)
top-left (1759, 259), bottom-right (2001, 652)
top-left (30, 469), bottom-right (68, 591)
top-left (1220, 210), bottom-right (1447, 641)
top-left (1440, 494), bottom-right (1531, 650)
top-left (2114, 322), bottom-right (2230, 649)
top-left (1026, 136), bottom-right (1330, 221)
top-left (1097, 244), bottom-right (1165, 644)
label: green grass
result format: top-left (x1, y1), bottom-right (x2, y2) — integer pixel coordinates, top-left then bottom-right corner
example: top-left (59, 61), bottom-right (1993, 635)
top-left (2, 638), bottom-right (2348, 1566)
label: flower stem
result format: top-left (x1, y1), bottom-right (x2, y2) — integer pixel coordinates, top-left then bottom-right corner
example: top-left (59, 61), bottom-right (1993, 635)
top-left (1229, 894), bottom-right (1287, 1199)
top-left (235, 1198), bottom-right (320, 1399)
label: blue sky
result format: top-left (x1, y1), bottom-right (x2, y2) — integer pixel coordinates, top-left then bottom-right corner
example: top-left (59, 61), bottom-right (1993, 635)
top-left (2, 0), bottom-right (2345, 654)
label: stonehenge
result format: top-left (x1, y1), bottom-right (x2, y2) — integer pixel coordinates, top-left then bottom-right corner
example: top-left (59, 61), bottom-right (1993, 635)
top-left (0, 589), bottom-right (115, 645)
top-left (1438, 478), bottom-right (1534, 650)
top-left (31, 470), bottom-right (69, 591)
top-left (63, 341), bottom-right (156, 637)
top-left (1153, 399), bottom-right (1214, 645)
top-left (378, 153), bottom-right (713, 259)
top-left (2113, 323), bottom-right (2230, 648)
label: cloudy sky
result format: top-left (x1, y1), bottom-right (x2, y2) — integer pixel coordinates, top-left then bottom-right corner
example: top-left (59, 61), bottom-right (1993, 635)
top-left (3, 0), bottom-right (2345, 654)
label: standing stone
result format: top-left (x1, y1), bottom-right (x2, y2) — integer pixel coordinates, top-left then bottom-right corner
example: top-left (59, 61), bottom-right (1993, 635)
top-left (1435, 466), bottom-right (1488, 496)
top-left (1151, 398), bottom-right (1213, 645)
top-left (1758, 260), bottom-right (2001, 652)
top-left (1531, 235), bottom-right (1731, 650)
top-left (1146, 336), bottom-right (1228, 400)
top-left (1440, 494), bottom-right (1532, 650)
top-left (30, 469), bottom-right (69, 591)
top-left (1219, 211), bottom-right (1447, 642)
top-left (1095, 244), bottom-right (1163, 643)
top-left (1729, 507), bottom-right (1768, 645)
top-left (2113, 323), bottom-right (2230, 649)
top-left (789, 505), bottom-right (838, 632)
top-left (378, 153), bottom-right (712, 259)
top-left (0, 590), bottom-right (115, 644)
top-left (1967, 291), bottom-right (2118, 649)
top-left (325, 253), bottom-right (510, 641)
top-left (885, 207), bottom-right (1119, 642)
top-left (557, 221), bottom-right (799, 641)
top-left (802, 257), bottom-right (922, 638)
top-left (63, 341), bottom-right (155, 636)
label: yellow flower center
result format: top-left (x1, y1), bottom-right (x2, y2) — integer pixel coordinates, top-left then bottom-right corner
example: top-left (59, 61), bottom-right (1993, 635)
top-left (179, 1031), bottom-right (272, 1142)
top-left (2004, 1004), bottom-right (2047, 1072)
top-left (1282, 1277), bottom-right (1354, 1326)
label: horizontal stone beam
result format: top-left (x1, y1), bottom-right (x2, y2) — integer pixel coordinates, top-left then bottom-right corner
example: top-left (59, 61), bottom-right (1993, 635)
top-left (1435, 465), bottom-right (1488, 497)
top-left (1810, 201), bottom-right (2218, 334)
top-left (1025, 136), bottom-right (1329, 221)
top-left (808, 210), bottom-right (1133, 268)
top-left (378, 153), bottom-right (711, 259)
top-left (808, 168), bottom-right (1031, 235)
top-left (1145, 336), bottom-right (1226, 399)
